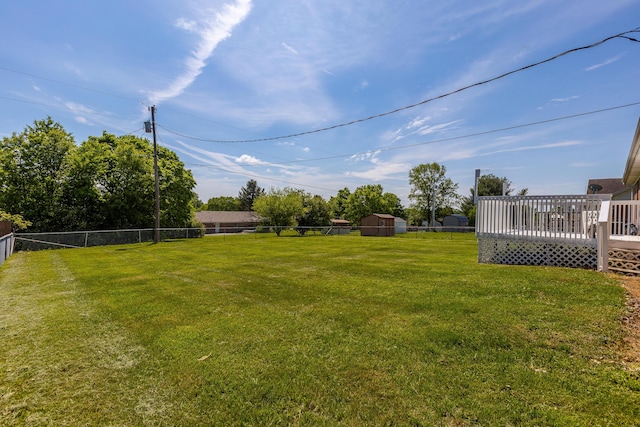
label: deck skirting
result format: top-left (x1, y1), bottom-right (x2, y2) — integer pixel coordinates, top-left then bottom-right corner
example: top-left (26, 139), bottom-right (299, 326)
top-left (478, 235), bottom-right (597, 269)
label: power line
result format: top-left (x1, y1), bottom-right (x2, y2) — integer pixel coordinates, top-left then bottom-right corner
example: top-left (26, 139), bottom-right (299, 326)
top-left (158, 26), bottom-right (640, 144)
top-left (0, 66), bottom-right (142, 104)
top-left (177, 101), bottom-right (640, 166)
top-left (185, 162), bottom-right (341, 193)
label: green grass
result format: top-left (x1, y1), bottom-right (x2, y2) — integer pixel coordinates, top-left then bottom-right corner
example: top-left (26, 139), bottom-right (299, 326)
top-left (1, 234), bottom-right (638, 425)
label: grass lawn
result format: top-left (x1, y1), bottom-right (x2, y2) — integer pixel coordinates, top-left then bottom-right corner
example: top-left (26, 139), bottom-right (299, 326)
top-left (1, 233), bottom-right (638, 425)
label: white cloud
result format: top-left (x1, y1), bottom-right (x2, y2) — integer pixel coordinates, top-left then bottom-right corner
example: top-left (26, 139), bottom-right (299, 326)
top-left (349, 150), bottom-right (381, 164)
top-left (551, 96), bottom-right (579, 103)
top-left (235, 154), bottom-right (263, 165)
top-left (281, 42), bottom-right (299, 55)
top-left (149, 0), bottom-right (253, 105)
top-left (585, 53), bottom-right (626, 71)
top-left (175, 17), bottom-right (198, 32)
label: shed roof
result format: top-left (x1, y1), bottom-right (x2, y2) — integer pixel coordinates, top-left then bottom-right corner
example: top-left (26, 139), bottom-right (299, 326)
top-left (365, 213), bottom-right (396, 219)
top-left (195, 211), bottom-right (262, 223)
top-left (622, 117), bottom-right (640, 186)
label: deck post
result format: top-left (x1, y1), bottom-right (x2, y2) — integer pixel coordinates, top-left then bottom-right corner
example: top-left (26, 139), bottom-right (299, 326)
top-left (597, 201), bottom-right (610, 272)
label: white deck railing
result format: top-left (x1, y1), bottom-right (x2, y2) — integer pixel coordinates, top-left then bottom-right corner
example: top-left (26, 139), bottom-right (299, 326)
top-left (476, 194), bottom-right (611, 243)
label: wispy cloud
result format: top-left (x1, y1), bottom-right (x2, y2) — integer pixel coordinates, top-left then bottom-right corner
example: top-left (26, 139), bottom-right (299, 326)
top-left (281, 42), bottom-right (299, 55)
top-left (586, 53), bottom-right (626, 71)
top-left (551, 96), bottom-right (579, 103)
top-left (148, 0), bottom-right (253, 105)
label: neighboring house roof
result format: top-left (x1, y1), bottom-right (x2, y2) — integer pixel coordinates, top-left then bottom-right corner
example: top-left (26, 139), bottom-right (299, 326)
top-left (331, 219), bottom-right (350, 225)
top-left (586, 178), bottom-right (631, 197)
top-left (623, 117), bottom-right (640, 186)
top-left (195, 211), bottom-right (262, 223)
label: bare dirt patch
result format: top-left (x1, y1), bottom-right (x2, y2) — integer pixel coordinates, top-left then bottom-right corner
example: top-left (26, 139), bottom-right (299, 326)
top-left (620, 276), bottom-right (640, 368)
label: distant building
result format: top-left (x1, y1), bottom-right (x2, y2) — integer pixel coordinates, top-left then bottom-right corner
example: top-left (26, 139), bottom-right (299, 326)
top-left (360, 213), bottom-right (395, 237)
top-left (329, 219), bottom-right (351, 235)
top-left (195, 211), bottom-right (262, 234)
top-left (394, 217), bottom-right (407, 234)
top-left (442, 214), bottom-right (469, 232)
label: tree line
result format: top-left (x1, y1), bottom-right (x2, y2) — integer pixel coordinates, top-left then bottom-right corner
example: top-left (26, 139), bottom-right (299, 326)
top-left (1, 118), bottom-right (527, 234)
top-left (202, 165), bottom-right (527, 234)
top-left (0, 118), bottom-right (197, 233)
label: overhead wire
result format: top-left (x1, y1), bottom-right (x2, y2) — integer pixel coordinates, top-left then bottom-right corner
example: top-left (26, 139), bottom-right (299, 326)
top-left (158, 26), bottom-right (640, 144)
top-left (170, 101), bottom-right (640, 167)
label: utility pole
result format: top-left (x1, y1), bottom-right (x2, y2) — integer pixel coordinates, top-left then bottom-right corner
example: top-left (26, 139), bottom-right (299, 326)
top-left (145, 106), bottom-right (161, 244)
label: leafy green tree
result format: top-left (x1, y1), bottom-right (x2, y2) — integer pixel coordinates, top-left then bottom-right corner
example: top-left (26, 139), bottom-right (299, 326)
top-left (328, 187), bottom-right (351, 219)
top-left (408, 162), bottom-right (459, 225)
top-left (0, 210), bottom-right (31, 231)
top-left (158, 146), bottom-right (197, 227)
top-left (238, 179), bottom-right (265, 211)
top-left (204, 196), bottom-right (241, 211)
top-left (252, 187), bottom-right (304, 236)
top-left (343, 184), bottom-right (403, 226)
top-left (295, 192), bottom-right (331, 235)
top-left (64, 132), bottom-right (196, 230)
top-left (460, 174), bottom-right (528, 226)
top-left (0, 117), bottom-right (75, 232)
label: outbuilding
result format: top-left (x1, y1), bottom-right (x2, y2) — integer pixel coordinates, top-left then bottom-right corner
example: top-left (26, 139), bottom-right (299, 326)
top-left (394, 217), bottom-right (407, 234)
top-left (442, 214), bottom-right (469, 232)
top-left (329, 219), bottom-right (351, 235)
top-left (360, 213), bottom-right (395, 237)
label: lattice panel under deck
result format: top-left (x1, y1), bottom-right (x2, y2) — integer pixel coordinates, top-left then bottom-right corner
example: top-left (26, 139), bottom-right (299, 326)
top-left (478, 237), bottom-right (597, 269)
top-left (608, 248), bottom-right (640, 276)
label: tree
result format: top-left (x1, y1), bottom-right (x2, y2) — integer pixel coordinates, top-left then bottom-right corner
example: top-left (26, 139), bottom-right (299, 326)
top-left (252, 187), bottom-right (304, 236)
top-left (328, 187), bottom-right (351, 219)
top-left (295, 192), bottom-right (331, 235)
top-left (0, 210), bottom-right (31, 231)
top-left (204, 196), bottom-right (241, 211)
top-left (238, 179), bottom-right (265, 211)
top-left (408, 163), bottom-right (459, 225)
top-left (460, 174), bottom-right (528, 226)
top-left (64, 132), bottom-right (196, 230)
top-left (343, 184), bottom-right (403, 225)
top-left (0, 117), bottom-right (75, 232)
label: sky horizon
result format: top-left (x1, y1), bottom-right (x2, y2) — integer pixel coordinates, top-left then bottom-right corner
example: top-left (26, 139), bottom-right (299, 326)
top-left (2, 1), bottom-right (639, 206)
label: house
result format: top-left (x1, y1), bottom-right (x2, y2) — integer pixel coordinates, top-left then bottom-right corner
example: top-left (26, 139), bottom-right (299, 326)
top-left (329, 219), bottom-right (351, 235)
top-left (195, 211), bottom-right (262, 234)
top-left (586, 178), bottom-right (632, 200)
top-left (622, 117), bottom-right (640, 199)
top-left (360, 213), bottom-right (395, 237)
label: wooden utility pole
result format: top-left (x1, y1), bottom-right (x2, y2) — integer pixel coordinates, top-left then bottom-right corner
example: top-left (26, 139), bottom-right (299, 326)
top-left (150, 106), bottom-right (160, 243)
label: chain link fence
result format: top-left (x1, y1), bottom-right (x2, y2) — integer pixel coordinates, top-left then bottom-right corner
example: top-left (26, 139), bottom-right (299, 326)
top-left (15, 228), bottom-right (204, 251)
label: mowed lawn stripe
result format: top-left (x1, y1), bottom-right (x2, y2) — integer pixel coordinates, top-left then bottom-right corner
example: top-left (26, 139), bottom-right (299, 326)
top-left (1, 234), bottom-right (638, 425)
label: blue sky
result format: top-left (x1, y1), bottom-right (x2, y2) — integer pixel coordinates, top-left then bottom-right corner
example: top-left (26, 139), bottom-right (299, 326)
top-left (1, 1), bottom-right (639, 205)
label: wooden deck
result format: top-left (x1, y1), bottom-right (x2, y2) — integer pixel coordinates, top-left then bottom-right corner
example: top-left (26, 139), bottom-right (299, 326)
top-left (477, 196), bottom-right (640, 274)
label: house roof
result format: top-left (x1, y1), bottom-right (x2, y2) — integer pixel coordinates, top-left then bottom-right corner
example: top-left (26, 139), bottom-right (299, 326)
top-left (195, 211), bottom-right (262, 223)
top-left (586, 178), bottom-right (631, 196)
top-left (623, 117), bottom-right (640, 186)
